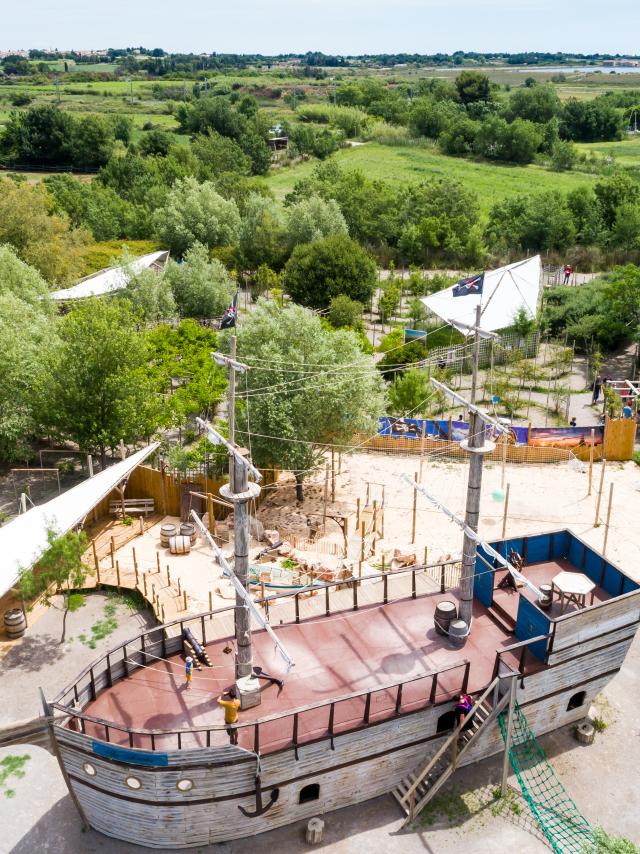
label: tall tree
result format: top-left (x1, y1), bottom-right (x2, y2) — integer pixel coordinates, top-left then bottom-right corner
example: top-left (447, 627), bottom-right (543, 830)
top-left (235, 301), bottom-right (386, 500)
top-left (40, 299), bottom-right (165, 466)
top-left (163, 242), bottom-right (235, 318)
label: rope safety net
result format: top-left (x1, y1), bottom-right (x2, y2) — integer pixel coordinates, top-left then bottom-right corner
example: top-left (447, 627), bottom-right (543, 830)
top-left (498, 704), bottom-right (595, 854)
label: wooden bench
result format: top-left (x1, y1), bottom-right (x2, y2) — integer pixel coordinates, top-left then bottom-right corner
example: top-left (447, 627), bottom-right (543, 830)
top-left (109, 498), bottom-right (155, 518)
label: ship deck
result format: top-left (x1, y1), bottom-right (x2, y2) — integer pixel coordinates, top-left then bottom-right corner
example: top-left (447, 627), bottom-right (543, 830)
top-left (78, 559), bottom-right (610, 754)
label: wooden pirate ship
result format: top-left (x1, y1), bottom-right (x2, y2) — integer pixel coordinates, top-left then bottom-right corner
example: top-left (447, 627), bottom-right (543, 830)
top-left (45, 393), bottom-right (640, 849)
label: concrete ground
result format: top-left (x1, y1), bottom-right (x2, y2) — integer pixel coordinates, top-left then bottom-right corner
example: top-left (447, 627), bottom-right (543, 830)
top-left (0, 591), bottom-right (155, 725)
top-left (2, 633), bottom-right (638, 853)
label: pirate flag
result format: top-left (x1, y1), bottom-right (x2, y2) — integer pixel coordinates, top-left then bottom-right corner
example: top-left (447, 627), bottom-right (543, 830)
top-left (220, 292), bottom-right (238, 329)
top-left (452, 273), bottom-right (484, 298)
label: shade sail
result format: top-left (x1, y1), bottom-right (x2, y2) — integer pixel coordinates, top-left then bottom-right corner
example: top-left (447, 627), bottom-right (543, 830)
top-left (49, 251), bottom-right (169, 302)
top-left (421, 256), bottom-right (541, 335)
top-left (0, 443), bottom-right (159, 598)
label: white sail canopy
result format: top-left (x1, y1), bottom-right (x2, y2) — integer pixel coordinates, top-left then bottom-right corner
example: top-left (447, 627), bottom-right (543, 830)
top-left (49, 251), bottom-right (169, 302)
top-left (421, 256), bottom-right (541, 335)
top-left (0, 443), bottom-right (158, 597)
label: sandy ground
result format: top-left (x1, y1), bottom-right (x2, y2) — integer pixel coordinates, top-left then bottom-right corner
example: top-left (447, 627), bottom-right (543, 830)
top-left (109, 449), bottom-right (640, 616)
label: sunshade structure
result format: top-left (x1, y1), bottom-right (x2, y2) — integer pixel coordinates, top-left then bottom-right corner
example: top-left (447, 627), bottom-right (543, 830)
top-left (0, 443), bottom-right (159, 598)
top-left (49, 251), bottom-right (169, 302)
top-left (421, 256), bottom-right (541, 335)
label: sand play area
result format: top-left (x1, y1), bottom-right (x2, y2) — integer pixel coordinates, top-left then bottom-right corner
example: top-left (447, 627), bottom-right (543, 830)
top-left (110, 448), bottom-right (640, 616)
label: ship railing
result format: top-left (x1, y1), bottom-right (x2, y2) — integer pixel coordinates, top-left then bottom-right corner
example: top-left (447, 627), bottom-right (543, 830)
top-left (51, 558), bottom-right (463, 711)
top-left (51, 658), bottom-right (472, 756)
top-left (492, 633), bottom-right (552, 685)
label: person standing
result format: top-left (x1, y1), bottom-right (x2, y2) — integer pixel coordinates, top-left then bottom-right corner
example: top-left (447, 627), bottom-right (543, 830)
top-left (217, 688), bottom-right (241, 745)
top-left (563, 263), bottom-right (573, 285)
top-left (591, 375), bottom-right (602, 405)
top-left (185, 656), bottom-right (193, 689)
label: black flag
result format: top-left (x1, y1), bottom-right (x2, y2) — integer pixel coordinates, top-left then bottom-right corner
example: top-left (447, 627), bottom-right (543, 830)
top-left (452, 273), bottom-right (484, 298)
top-left (220, 292), bottom-right (238, 329)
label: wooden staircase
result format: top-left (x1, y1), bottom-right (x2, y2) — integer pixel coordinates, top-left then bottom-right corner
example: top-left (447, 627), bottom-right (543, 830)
top-left (392, 676), bottom-right (510, 825)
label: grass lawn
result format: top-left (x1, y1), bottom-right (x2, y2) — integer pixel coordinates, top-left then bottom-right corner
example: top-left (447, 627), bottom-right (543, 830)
top-left (267, 142), bottom-right (598, 211)
top-left (576, 135), bottom-right (640, 167)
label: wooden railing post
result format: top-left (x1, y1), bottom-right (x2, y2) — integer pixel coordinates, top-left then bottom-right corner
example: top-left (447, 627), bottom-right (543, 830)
top-left (411, 569), bottom-right (417, 599)
top-left (352, 578), bottom-right (358, 610)
top-left (295, 593), bottom-right (300, 624)
top-left (383, 572), bottom-right (388, 604)
top-left (363, 692), bottom-right (371, 725)
top-left (440, 564), bottom-right (446, 593)
top-left (395, 682), bottom-right (403, 714)
top-left (292, 713), bottom-right (299, 759)
top-left (429, 673), bottom-right (438, 704)
top-left (325, 584), bottom-right (330, 616)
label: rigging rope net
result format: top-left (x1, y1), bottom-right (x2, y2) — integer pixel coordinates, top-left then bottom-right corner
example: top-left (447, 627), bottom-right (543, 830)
top-left (498, 704), bottom-right (595, 854)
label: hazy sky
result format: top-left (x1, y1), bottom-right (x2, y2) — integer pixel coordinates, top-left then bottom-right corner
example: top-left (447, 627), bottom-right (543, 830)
top-left (2, 0), bottom-right (639, 55)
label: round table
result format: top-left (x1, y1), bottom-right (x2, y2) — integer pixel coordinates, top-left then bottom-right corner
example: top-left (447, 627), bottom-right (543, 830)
top-left (552, 571), bottom-right (596, 614)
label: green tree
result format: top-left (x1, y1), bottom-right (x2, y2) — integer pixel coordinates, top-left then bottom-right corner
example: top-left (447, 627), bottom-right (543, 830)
top-left (283, 234), bottom-right (377, 309)
top-left (286, 194), bottom-right (348, 249)
top-left (237, 193), bottom-right (287, 270)
top-left (506, 84), bottom-right (561, 123)
top-left (550, 139), bottom-right (577, 172)
top-left (191, 130), bottom-right (251, 177)
top-left (379, 279), bottom-right (401, 323)
top-left (40, 299), bottom-right (165, 466)
top-left (251, 264), bottom-right (279, 300)
top-left (164, 242), bottom-right (235, 318)
top-left (328, 295), bottom-right (363, 329)
top-left (455, 71), bottom-right (492, 105)
top-left (388, 368), bottom-right (431, 416)
top-left (139, 130), bottom-right (173, 157)
top-left (125, 267), bottom-right (177, 321)
top-left (17, 528), bottom-right (89, 643)
top-left (594, 173), bottom-right (640, 230)
top-left (154, 177), bottom-right (241, 255)
top-left (235, 301), bottom-right (386, 500)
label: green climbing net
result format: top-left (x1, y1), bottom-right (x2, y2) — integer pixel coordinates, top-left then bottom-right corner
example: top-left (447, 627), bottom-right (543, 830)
top-left (498, 704), bottom-right (595, 854)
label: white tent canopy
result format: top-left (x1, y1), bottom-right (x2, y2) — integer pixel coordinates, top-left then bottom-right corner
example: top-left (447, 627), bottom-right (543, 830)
top-left (0, 443), bottom-right (159, 598)
top-left (421, 256), bottom-right (541, 335)
top-left (49, 251), bottom-right (169, 302)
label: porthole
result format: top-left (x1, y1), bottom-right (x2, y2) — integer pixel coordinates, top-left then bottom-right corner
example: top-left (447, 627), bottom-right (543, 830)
top-left (176, 778), bottom-right (194, 792)
top-left (125, 776), bottom-right (142, 790)
top-left (83, 762), bottom-right (96, 777)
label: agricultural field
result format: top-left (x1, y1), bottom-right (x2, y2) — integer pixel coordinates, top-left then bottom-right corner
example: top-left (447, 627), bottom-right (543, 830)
top-left (267, 141), bottom-right (599, 209)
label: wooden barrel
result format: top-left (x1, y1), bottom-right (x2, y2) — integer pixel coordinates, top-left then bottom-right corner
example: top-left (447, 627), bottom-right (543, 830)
top-left (160, 524), bottom-right (177, 548)
top-left (180, 523), bottom-right (197, 545)
top-left (448, 619), bottom-right (468, 648)
top-left (169, 535), bottom-right (191, 555)
top-left (538, 584), bottom-right (553, 610)
top-left (4, 608), bottom-right (26, 639)
top-left (434, 600), bottom-right (457, 636)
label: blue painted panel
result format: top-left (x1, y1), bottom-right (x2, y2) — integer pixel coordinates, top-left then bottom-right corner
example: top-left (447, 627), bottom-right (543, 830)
top-left (474, 545), bottom-right (494, 607)
top-left (91, 741), bottom-right (168, 766)
top-left (515, 597), bottom-right (550, 661)
top-left (551, 530), bottom-right (569, 559)
top-left (568, 535), bottom-right (583, 569)
top-left (583, 547), bottom-right (603, 585)
top-left (525, 534), bottom-right (550, 564)
top-left (602, 563), bottom-right (623, 597)
top-left (623, 576), bottom-right (640, 593)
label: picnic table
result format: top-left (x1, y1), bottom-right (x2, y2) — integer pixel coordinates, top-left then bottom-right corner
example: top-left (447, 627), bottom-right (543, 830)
top-left (552, 571), bottom-right (596, 614)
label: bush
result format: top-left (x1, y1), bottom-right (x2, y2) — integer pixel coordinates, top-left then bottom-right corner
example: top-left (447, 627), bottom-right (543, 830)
top-left (283, 234), bottom-right (377, 310)
top-left (328, 295), bottom-right (363, 329)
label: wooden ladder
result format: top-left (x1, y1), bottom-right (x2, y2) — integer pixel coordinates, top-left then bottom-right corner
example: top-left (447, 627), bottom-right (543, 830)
top-left (392, 676), bottom-right (510, 826)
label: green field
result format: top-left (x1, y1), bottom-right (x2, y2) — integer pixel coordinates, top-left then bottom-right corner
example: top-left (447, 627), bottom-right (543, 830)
top-left (267, 142), bottom-right (598, 211)
top-left (576, 135), bottom-right (640, 167)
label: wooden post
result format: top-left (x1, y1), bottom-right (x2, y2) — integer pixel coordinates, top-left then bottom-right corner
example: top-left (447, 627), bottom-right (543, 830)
top-left (501, 440), bottom-right (507, 489)
top-left (183, 590), bottom-right (187, 611)
top-left (177, 577), bottom-right (182, 596)
top-left (527, 422), bottom-right (532, 446)
top-left (588, 428), bottom-right (595, 496)
top-left (166, 565), bottom-right (171, 585)
top-left (411, 471), bottom-right (418, 544)
top-left (381, 554), bottom-right (386, 573)
top-left (380, 506), bottom-right (385, 540)
top-left (372, 500), bottom-right (378, 549)
top-left (134, 566), bottom-right (139, 587)
top-left (207, 492), bottom-right (215, 535)
top-left (358, 559), bottom-right (362, 579)
top-left (366, 483), bottom-right (370, 506)
top-left (594, 461), bottom-right (607, 528)
top-left (356, 497), bottom-right (361, 529)
top-left (116, 560), bottom-right (121, 591)
top-left (331, 450), bottom-right (336, 503)
top-left (338, 452), bottom-right (342, 473)
top-left (361, 521), bottom-right (366, 561)
top-left (92, 540), bottom-right (99, 573)
top-left (156, 552), bottom-right (161, 573)
top-left (159, 460), bottom-right (167, 515)
top-left (209, 591), bottom-right (213, 612)
top-left (501, 675), bottom-right (517, 796)
top-left (110, 537), bottom-right (115, 568)
top-left (138, 516), bottom-right (144, 536)
top-left (161, 604), bottom-right (166, 622)
top-left (603, 483), bottom-right (614, 556)
top-left (423, 546), bottom-right (428, 568)
top-left (447, 415), bottom-right (452, 440)
top-left (323, 463), bottom-right (329, 532)
top-left (132, 548), bottom-right (138, 574)
top-left (502, 483), bottom-right (511, 539)
top-left (143, 573), bottom-right (148, 597)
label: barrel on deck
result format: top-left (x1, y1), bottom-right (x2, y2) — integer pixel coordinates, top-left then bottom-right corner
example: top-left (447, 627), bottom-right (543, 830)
top-left (434, 600), bottom-right (457, 636)
top-left (538, 584), bottom-right (553, 610)
top-left (160, 524), bottom-right (177, 548)
top-left (448, 619), bottom-right (468, 648)
top-left (4, 608), bottom-right (26, 639)
top-left (169, 535), bottom-right (191, 555)
top-left (180, 523), bottom-right (197, 545)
